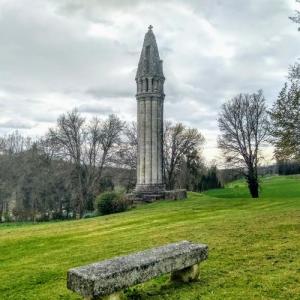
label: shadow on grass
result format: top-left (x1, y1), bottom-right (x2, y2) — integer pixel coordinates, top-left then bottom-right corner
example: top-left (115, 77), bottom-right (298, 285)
top-left (125, 276), bottom-right (208, 300)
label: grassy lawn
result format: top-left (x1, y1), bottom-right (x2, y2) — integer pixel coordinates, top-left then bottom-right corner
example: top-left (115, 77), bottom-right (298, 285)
top-left (0, 175), bottom-right (300, 300)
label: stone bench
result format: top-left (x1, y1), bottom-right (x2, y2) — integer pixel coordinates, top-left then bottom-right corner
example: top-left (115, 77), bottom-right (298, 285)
top-left (67, 241), bottom-right (208, 300)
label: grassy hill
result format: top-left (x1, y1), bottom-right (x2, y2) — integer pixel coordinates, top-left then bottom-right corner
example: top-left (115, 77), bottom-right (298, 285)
top-left (0, 176), bottom-right (300, 299)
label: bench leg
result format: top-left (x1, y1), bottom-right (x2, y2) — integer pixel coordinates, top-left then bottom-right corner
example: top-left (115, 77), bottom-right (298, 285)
top-left (171, 264), bottom-right (200, 283)
top-left (84, 292), bottom-right (124, 300)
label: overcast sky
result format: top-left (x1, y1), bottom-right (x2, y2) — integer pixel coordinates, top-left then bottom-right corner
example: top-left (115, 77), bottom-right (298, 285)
top-left (0, 0), bottom-right (299, 162)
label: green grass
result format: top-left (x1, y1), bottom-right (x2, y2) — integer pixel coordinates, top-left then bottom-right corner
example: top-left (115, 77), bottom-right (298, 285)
top-left (0, 175), bottom-right (300, 299)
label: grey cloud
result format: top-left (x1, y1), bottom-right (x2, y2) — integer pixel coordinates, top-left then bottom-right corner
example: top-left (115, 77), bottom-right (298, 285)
top-left (78, 103), bottom-right (114, 115)
top-left (0, 119), bottom-right (34, 129)
top-left (86, 86), bottom-right (134, 99)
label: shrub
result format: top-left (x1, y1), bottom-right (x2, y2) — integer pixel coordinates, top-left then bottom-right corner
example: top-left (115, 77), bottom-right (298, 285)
top-left (1, 212), bottom-right (12, 222)
top-left (96, 192), bottom-right (130, 215)
top-left (116, 197), bottom-right (131, 212)
top-left (114, 185), bottom-right (126, 194)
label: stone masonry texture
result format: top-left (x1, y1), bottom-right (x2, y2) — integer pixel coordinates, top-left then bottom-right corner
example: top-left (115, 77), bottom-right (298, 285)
top-left (67, 241), bottom-right (208, 298)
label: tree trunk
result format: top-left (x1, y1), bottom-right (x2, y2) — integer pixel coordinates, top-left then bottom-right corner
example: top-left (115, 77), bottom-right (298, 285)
top-left (246, 166), bottom-right (259, 198)
top-left (248, 178), bottom-right (259, 198)
top-left (76, 164), bottom-right (85, 218)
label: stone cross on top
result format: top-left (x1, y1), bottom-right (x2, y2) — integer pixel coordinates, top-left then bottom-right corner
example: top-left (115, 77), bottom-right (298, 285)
top-left (148, 25), bottom-right (153, 31)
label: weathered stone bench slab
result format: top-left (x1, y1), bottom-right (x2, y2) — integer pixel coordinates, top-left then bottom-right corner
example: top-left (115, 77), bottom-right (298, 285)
top-left (67, 241), bottom-right (208, 299)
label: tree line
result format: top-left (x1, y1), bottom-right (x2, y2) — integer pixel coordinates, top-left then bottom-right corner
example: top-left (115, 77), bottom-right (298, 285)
top-left (0, 115), bottom-right (222, 221)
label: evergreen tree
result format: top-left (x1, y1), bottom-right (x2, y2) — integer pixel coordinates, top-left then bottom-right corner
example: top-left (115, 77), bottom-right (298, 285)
top-left (270, 75), bottom-right (300, 161)
top-left (184, 150), bottom-right (205, 191)
top-left (198, 165), bottom-right (222, 192)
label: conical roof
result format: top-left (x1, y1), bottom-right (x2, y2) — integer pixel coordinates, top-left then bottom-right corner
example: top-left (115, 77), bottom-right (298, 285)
top-left (136, 25), bottom-right (164, 80)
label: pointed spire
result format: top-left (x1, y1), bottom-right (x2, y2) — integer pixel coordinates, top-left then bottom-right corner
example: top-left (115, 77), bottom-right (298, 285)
top-left (136, 26), bottom-right (164, 80)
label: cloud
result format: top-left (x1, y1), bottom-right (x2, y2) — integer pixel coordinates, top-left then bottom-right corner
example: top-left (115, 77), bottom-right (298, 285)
top-left (0, 0), bottom-right (299, 161)
top-left (0, 119), bottom-right (34, 129)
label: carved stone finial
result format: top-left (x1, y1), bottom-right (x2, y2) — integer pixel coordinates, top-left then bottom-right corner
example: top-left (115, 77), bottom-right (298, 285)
top-left (148, 25), bottom-right (153, 31)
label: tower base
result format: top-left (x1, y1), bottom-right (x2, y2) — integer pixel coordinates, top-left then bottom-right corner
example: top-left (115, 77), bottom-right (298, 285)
top-left (134, 183), bottom-right (165, 202)
top-left (127, 187), bottom-right (187, 203)
top-left (135, 183), bottom-right (165, 194)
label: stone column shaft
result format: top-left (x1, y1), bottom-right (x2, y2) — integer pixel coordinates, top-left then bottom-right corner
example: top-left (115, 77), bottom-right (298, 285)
top-left (139, 99), bottom-right (145, 184)
top-left (145, 97), bottom-right (152, 184)
top-left (151, 98), bottom-right (158, 184)
top-left (136, 100), bottom-right (141, 184)
top-left (157, 99), bottom-right (163, 183)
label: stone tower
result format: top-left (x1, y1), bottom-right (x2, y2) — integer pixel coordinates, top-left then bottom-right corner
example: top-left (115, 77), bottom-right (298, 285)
top-left (135, 25), bottom-right (165, 196)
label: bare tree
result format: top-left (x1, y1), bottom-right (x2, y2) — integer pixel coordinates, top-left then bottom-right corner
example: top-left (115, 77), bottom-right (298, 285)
top-left (0, 131), bottom-right (32, 155)
top-left (163, 122), bottom-right (205, 190)
top-left (48, 109), bottom-right (86, 217)
top-left (114, 122), bottom-right (137, 170)
top-left (48, 110), bottom-right (124, 216)
top-left (110, 121), bottom-right (137, 190)
top-left (218, 90), bottom-right (269, 198)
top-left (112, 121), bottom-right (205, 191)
top-left (0, 131), bottom-right (33, 221)
top-left (84, 114), bottom-right (124, 199)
